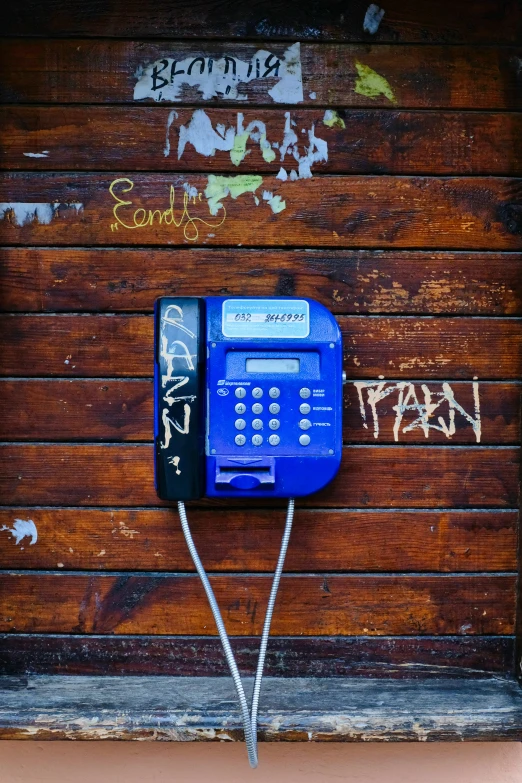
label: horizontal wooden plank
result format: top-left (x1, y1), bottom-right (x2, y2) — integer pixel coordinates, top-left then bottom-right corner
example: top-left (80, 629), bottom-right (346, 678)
top-left (0, 507), bottom-right (515, 572)
top-left (0, 445), bottom-right (518, 507)
top-left (0, 635), bottom-right (514, 678)
top-left (3, 108), bottom-right (522, 176)
top-left (0, 573), bottom-right (515, 635)
top-left (3, 0), bottom-right (520, 42)
top-left (0, 379), bottom-right (518, 444)
top-left (3, 675), bottom-right (522, 742)
top-left (2, 249), bottom-right (521, 316)
top-left (1, 175), bottom-right (521, 249)
top-left (1, 43), bottom-right (521, 109)
top-left (1, 315), bottom-right (520, 379)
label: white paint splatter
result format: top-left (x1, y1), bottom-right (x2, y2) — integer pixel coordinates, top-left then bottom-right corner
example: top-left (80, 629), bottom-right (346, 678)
top-left (0, 202), bottom-right (83, 226)
top-left (163, 110), bottom-right (178, 156)
top-left (182, 182), bottom-right (198, 200)
top-left (1, 519), bottom-right (38, 546)
top-left (23, 151), bottom-right (49, 158)
top-left (276, 167), bottom-right (288, 181)
top-left (134, 43), bottom-right (303, 104)
top-left (354, 380), bottom-right (481, 442)
top-left (309, 92), bottom-right (317, 100)
top-left (363, 4), bottom-right (385, 34)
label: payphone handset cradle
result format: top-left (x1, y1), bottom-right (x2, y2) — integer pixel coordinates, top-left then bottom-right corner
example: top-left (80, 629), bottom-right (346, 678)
top-left (154, 296), bottom-right (343, 767)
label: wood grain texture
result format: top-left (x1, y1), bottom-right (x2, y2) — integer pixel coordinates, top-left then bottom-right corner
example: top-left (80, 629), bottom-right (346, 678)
top-left (3, 108), bottom-right (522, 176)
top-left (0, 379), bottom-right (518, 444)
top-left (1, 175), bottom-right (521, 249)
top-left (0, 507), bottom-right (516, 572)
top-left (0, 635), bottom-right (514, 678)
top-left (0, 573), bottom-right (515, 635)
top-left (1, 315), bottom-right (520, 379)
top-left (4, 675), bottom-right (522, 742)
top-left (3, 0), bottom-right (520, 42)
top-left (0, 444), bottom-right (518, 508)
top-left (2, 249), bottom-right (521, 316)
top-left (1, 42), bottom-right (521, 109)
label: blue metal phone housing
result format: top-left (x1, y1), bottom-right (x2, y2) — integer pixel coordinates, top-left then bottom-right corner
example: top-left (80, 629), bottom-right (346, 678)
top-left (205, 297), bottom-right (342, 498)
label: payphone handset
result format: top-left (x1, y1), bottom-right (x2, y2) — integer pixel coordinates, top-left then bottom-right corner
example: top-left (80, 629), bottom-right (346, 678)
top-left (154, 297), bottom-right (343, 767)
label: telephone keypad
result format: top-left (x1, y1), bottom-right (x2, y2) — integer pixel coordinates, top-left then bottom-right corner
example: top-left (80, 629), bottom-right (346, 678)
top-left (269, 419), bottom-right (280, 430)
top-left (252, 387), bottom-right (263, 398)
top-left (269, 387), bottom-right (280, 398)
top-left (269, 434), bottom-right (280, 446)
top-left (252, 418), bottom-right (263, 430)
top-left (235, 418), bottom-right (246, 430)
top-left (235, 434), bottom-right (246, 446)
top-left (252, 434), bottom-right (263, 446)
top-left (252, 403), bottom-right (263, 414)
top-left (269, 402), bottom-right (280, 414)
top-left (235, 402), bottom-right (246, 414)
top-left (235, 387), bottom-right (246, 398)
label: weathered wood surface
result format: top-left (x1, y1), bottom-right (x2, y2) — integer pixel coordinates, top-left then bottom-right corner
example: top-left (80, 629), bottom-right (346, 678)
top-left (0, 573), bottom-right (515, 635)
top-left (3, 675), bottom-right (522, 741)
top-left (1, 42), bottom-right (521, 109)
top-left (0, 636), bottom-right (514, 678)
top-left (1, 175), bottom-right (521, 249)
top-left (1, 315), bottom-right (519, 379)
top-left (4, 0), bottom-right (520, 42)
top-left (3, 108), bottom-right (522, 176)
top-left (3, 249), bottom-right (521, 316)
top-left (0, 445), bottom-right (518, 508)
top-left (0, 507), bottom-right (516, 572)
top-left (0, 379), bottom-right (517, 444)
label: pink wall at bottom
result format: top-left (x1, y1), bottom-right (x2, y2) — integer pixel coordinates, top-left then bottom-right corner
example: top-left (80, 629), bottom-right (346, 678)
top-left (1, 742), bottom-right (522, 783)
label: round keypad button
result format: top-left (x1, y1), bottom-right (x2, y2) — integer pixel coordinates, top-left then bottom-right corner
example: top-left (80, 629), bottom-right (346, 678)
top-left (299, 434), bottom-right (310, 446)
top-left (252, 403), bottom-right (263, 414)
top-left (252, 418), bottom-right (263, 430)
top-left (235, 434), bottom-right (246, 446)
top-left (299, 387), bottom-right (311, 399)
top-left (268, 434), bottom-right (280, 446)
top-left (298, 418), bottom-right (311, 430)
top-left (269, 387), bottom-right (280, 399)
top-left (269, 419), bottom-right (280, 430)
top-left (235, 418), bottom-right (246, 430)
top-left (299, 402), bottom-right (311, 415)
top-left (252, 434), bottom-right (263, 446)
top-left (269, 402), bottom-right (280, 415)
top-left (252, 387), bottom-right (263, 398)
top-left (235, 387), bottom-right (246, 398)
top-left (235, 402), bottom-right (246, 414)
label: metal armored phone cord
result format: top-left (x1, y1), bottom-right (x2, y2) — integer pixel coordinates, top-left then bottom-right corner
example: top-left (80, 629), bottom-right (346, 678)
top-left (178, 498), bottom-right (295, 769)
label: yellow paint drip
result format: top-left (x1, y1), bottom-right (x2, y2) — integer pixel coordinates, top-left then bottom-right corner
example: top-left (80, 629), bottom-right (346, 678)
top-left (354, 61), bottom-right (396, 103)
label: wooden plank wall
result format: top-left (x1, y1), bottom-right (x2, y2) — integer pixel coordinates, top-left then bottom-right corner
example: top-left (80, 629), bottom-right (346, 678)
top-left (0, 0), bottom-right (521, 680)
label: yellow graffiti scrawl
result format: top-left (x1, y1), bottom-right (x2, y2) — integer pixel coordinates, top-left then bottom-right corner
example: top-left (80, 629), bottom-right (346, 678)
top-left (108, 177), bottom-right (225, 242)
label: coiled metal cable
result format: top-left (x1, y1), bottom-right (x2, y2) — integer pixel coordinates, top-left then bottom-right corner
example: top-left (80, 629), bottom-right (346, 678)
top-left (178, 498), bottom-right (295, 768)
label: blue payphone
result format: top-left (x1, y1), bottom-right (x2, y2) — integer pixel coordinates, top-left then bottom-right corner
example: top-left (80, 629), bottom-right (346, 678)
top-left (154, 296), bottom-right (343, 766)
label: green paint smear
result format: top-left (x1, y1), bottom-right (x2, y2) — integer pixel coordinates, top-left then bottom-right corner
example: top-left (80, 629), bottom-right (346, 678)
top-left (267, 195), bottom-right (286, 213)
top-left (323, 110), bottom-right (346, 129)
top-left (205, 175), bottom-right (263, 215)
top-left (230, 132), bottom-right (249, 166)
top-left (354, 61), bottom-right (396, 103)
top-left (260, 133), bottom-right (276, 163)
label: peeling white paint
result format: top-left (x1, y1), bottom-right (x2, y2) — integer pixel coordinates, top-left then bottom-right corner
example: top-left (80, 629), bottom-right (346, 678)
top-left (23, 151), bottom-right (49, 158)
top-left (363, 4), bottom-right (385, 33)
top-left (163, 110), bottom-right (178, 156)
top-left (1, 519), bottom-right (38, 546)
top-left (0, 202), bottom-right (83, 226)
top-left (309, 91), bottom-right (317, 100)
top-left (276, 167), bottom-right (288, 181)
top-left (354, 380), bottom-right (481, 442)
top-left (134, 43), bottom-right (303, 104)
